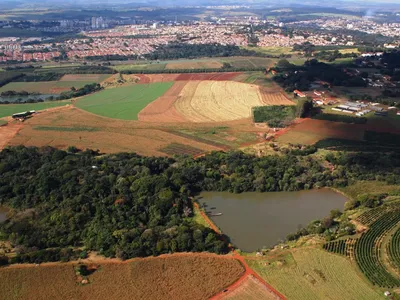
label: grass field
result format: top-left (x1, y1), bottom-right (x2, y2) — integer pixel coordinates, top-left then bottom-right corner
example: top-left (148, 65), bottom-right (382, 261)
top-left (339, 181), bottom-right (400, 200)
top-left (0, 101), bottom-right (71, 118)
top-left (242, 46), bottom-right (293, 56)
top-left (165, 60), bottom-right (222, 70)
top-left (0, 74), bottom-right (110, 94)
top-left (76, 82), bottom-right (173, 120)
top-left (113, 63), bottom-right (167, 72)
top-left (0, 254), bottom-right (244, 300)
top-left (0, 82), bottom-right (57, 94)
top-left (247, 248), bottom-right (383, 300)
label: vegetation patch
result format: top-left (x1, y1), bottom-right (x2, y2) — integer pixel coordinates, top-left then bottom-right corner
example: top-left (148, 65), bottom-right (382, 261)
top-left (253, 105), bottom-right (296, 127)
top-left (160, 143), bottom-right (205, 156)
top-left (33, 126), bottom-right (100, 132)
top-left (76, 82), bottom-right (173, 120)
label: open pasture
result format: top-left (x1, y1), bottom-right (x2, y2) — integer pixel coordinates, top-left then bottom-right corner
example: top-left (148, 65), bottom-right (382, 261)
top-left (174, 81), bottom-right (264, 122)
top-left (0, 81), bottom-right (57, 94)
top-left (75, 82), bottom-right (173, 120)
top-left (247, 248), bottom-right (383, 300)
top-left (8, 107), bottom-right (224, 156)
top-left (0, 100), bottom-right (71, 118)
top-left (277, 119), bottom-right (365, 145)
top-left (58, 74), bottom-right (112, 82)
top-left (0, 253), bottom-right (244, 300)
top-left (165, 60), bottom-right (222, 70)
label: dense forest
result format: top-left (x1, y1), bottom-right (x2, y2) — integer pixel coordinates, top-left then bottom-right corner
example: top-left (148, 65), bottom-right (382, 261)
top-left (0, 146), bottom-right (399, 264)
top-left (273, 59), bottom-right (367, 91)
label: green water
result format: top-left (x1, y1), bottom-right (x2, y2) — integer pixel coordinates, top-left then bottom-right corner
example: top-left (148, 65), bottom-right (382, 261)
top-left (198, 189), bottom-right (348, 252)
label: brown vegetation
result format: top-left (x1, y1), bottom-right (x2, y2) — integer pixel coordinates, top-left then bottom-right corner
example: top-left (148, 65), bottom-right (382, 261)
top-left (277, 119), bottom-right (365, 145)
top-left (0, 253), bottom-right (245, 300)
top-left (221, 275), bottom-right (280, 300)
top-left (7, 107), bottom-right (224, 155)
top-left (0, 121), bottom-right (22, 151)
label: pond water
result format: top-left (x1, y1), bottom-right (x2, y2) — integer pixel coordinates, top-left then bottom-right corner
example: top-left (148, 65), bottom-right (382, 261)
top-left (0, 94), bottom-right (59, 103)
top-left (0, 206), bottom-right (9, 223)
top-left (198, 189), bottom-right (348, 252)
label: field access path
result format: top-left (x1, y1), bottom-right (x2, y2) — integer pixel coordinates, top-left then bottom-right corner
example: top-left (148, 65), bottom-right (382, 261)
top-left (193, 203), bottom-right (286, 300)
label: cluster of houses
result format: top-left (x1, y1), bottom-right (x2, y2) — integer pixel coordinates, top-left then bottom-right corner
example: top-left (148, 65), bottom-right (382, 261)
top-left (293, 89), bottom-right (338, 106)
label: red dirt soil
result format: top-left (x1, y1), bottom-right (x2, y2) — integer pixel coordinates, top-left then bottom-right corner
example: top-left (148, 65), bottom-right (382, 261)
top-left (138, 81), bottom-right (189, 123)
top-left (135, 74), bottom-right (180, 83)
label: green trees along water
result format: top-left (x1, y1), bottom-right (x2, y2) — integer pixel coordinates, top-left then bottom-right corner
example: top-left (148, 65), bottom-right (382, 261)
top-left (0, 146), bottom-right (399, 263)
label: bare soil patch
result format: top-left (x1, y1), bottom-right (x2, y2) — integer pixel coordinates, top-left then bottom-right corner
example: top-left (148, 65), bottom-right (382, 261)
top-left (138, 81), bottom-right (188, 123)
top-left (260, 90), bottom-right (295, 106)
top-left (277, 119), bottom-right (365, 145)
top-left (221, 275), bottom-right (280, 300)
top-left (0, 122), bottom-right (22, 150)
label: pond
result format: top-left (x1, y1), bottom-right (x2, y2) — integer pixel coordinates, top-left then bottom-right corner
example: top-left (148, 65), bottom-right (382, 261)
top-left (198, 189), bottom-right (348, 252)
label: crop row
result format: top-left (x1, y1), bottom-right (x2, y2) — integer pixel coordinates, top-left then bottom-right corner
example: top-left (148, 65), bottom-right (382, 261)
top-left (388, 227), bottom-right (400, 270)
top-left (323, 240), bottom-right (348, 256)
top-left (356, 204), bottom-right (400, 226)
top-left (355, 211), bottom-right (400, 287)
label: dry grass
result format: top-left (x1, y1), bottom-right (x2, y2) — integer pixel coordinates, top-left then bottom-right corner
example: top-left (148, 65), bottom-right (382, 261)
top-left (174, 81), bottom-right (263, 122)
top-left (165, 61), bottom-right (222, 70)
top-left (222, 275), bottom-right (279, 300)
top-left (0, 253), bottom-right (245, 300)
top-left (8, 107), bottom-right (222, 156)
top-left (247, 248), bottom-right (383, 300)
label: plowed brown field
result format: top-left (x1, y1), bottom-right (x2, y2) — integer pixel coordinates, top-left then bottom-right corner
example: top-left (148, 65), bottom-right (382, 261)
top-left (260, 91), bottom-right (295, 106)
top-left (0, 253), bottom-right (245, 300)
top-left (138, 81), bottom-right (188, 122)
top-left (175, 72), bottom-right (241, 81)
top-left (174, 81), bottom-right (263, 122)
top-left (135, 74), bottom-right (181, 83)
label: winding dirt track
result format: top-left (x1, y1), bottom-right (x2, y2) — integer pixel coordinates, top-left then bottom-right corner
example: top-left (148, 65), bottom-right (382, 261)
top-left (193, 203), bottom-right (286, 300)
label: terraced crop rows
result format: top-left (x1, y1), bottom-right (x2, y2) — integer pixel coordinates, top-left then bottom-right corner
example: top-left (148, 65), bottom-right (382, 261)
top-left (388, 227), bottom-right (400, 269)
top-left (354, 210), bottom-right (400, 287)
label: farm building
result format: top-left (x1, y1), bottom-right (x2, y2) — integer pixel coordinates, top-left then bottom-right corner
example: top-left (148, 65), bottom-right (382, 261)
top-left (293, 90), bottom-right (306, 98)
top-left (12, 110), bottom-right (35, 121)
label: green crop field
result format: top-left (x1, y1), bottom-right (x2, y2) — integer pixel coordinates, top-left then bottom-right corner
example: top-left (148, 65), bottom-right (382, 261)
top-left (75, 82), bottom-right (173, 120)
top-left (247, 248), bottom-right (383, 300)
top-left (0, 101), bottom-right (71, 118)
top-left (0, 82), bottom-right (57, 94)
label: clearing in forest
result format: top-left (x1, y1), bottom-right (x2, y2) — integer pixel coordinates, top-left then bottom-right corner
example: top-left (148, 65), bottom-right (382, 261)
top-left (75, 82), bottom-right (173, 120)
